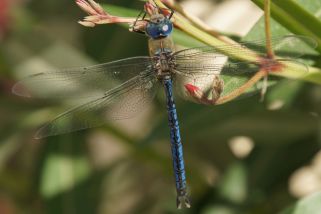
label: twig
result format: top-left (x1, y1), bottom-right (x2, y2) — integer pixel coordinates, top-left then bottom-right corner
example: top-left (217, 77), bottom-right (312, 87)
top-left (264, 0), bottom-right (274, 58)
top-left (260, 0), bottom-right (273, 101)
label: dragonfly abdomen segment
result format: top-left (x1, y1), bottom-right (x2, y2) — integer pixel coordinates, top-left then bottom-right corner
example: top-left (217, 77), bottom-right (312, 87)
top-left (163, 78), bottom-right (191, 209)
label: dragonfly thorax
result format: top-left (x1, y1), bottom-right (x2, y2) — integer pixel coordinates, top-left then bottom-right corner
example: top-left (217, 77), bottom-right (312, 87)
top-left (153, 51), bottom-right (175, 79)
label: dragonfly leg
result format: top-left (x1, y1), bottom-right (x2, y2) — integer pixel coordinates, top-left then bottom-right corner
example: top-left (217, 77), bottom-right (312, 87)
top-left (168, 9), bottom-right (174, 20)
top-left (184, 75), bottom-right (224, 105)
top-left (130, 9), bottom-right (147, 34)
top-left (211, 75), bottom-right (224, 103)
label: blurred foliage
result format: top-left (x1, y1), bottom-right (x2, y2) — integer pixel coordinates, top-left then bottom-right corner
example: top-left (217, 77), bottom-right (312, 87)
top-left (0, 0), bottom-right (321, 214)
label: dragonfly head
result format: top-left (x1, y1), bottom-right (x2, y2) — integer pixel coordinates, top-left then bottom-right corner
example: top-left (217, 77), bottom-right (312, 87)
top-left (146, 14), bottom-right (173, 39)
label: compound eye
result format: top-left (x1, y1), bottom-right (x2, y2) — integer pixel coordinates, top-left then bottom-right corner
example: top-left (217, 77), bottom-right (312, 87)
top-left (162, 24), bottom-right (169, 32)
top-left (146, 23), bottom-right (160, 39)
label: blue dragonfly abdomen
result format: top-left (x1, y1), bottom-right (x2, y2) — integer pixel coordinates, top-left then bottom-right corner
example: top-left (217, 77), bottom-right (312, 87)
top-left (147, 25), bottom-right (191, 208)
top-left (163, 77), bottom-right (190, 208)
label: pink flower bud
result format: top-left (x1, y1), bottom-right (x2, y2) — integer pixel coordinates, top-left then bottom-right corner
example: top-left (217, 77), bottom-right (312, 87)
top-left (76, 0), bottom-right (97, 15)
top-left (76, 0), bottom-right (136, 27)
top-left (87, 0), bottom-right (106, 15)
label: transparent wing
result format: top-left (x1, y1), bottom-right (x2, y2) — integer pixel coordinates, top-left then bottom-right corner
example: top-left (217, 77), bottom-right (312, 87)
top-left (173, 35), bottom-right (317, 63)
top-left (35, 70), bottom-right (159, 139)
top-left (220, 59), bottom-right (309, 97)
top-left (174, 59), bottom-right (309, 102)
top-left (12, 56), bottom-right (153, 99)
top-left (172, 35), bottom-right (314, 103)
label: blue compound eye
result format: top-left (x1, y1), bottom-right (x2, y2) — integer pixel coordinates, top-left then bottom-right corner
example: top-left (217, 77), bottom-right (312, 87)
top-left (146, 23), bottom-right (160, 38)
top-left (161, 20), bottom-right (173, 35)
top-left (146, 19), bottom-right (173, 39)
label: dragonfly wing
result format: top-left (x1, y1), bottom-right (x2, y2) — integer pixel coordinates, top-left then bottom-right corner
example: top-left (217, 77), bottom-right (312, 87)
top-left (174, 57), bottom-right (309, 103)
top-left (271, 35), bottom-right (317, 58)
top-left (173, 35), bottom-right (317, 61)
top-left (173, 50), bottom-right (230, 76)
top-left (12, 56), bottom-right (153, 99)
top-left (35, 70), bottom-right (158, 139)
top-left (173, 59), bottom-right (262, 102)
top-left (218, 59), bottom-right (310, 96)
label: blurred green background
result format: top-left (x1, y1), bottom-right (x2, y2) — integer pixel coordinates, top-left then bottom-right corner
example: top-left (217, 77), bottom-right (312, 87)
top-left (1, 0), bottom-right (321, 213)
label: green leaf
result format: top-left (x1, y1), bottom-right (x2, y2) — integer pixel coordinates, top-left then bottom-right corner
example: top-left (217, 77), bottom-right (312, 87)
top-left (40, 154), bottom-right (91, 198)
top-left (251, 0), bottom-right (321, 54)
top-left (40, 136), bottom-right (91, 198)
top-left (280, 192), bottom-right (321, 214)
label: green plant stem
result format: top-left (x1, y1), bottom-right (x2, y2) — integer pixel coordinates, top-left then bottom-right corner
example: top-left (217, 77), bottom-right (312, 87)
top-left (252, 0), bottom-right (321, 54)
top-left (161, 0), bottom-right (237, 44)
top-left (264, 0), bottom-right (274, 58)
top-left (217, 69), bottom-right (266, 104)
top-left (172, 13), bottom-right (259, 62)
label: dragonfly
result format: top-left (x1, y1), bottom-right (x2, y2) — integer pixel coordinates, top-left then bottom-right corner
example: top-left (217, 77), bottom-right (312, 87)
top-left (13, 2), bottom-right (317, 209)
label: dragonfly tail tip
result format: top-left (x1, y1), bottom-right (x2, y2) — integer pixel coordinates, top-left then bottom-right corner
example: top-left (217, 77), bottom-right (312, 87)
top-left (176, 194), bottom-right (191, 209)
